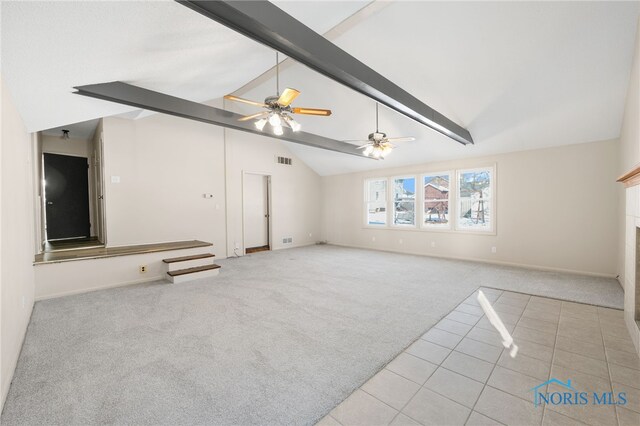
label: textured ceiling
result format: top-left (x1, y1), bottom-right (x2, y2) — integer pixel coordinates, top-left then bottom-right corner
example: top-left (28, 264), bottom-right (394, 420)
top-left (1, 1), bottom-right (639, 175)
top-left (229, 1), bottom-right (640, 175)
top-left (0, 0), bottom-right (368, 132)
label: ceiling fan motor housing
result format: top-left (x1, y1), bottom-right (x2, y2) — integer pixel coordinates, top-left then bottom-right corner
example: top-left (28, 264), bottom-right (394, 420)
top-left (370, 132), bottom-right (387, 141)
top-left (265, 95), bottom-right (292, 113)
top-left (264, 95), bottom-right (280, 104)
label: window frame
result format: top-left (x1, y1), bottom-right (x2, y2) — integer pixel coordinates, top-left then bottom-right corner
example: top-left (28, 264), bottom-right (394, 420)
top-left (455, 166), bottom-right (496, 234)
top-left (361, 164), bottom-right (496, 235)
top-left (363, 177), bottom-right (389, 227)
top-left (390, 175), bottom-right (418, 228)
top-left (420, 171), bottom-right (453, 230)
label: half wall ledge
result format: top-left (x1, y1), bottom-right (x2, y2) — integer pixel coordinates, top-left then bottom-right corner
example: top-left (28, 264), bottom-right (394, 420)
top-left (34, 240), bottom-right (212, 265)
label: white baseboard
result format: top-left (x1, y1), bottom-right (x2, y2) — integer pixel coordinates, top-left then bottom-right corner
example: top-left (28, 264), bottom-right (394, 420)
top-left (328, 242), bottom-right (617, 279)
top-left (272, 241), bottom-right (316, 251)
top-left (35, 275), bottom-right (165, 301)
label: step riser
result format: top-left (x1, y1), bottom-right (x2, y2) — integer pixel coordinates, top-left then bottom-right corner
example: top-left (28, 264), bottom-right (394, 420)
top-left (166, 258), bottom-right (213, 272)
top-left (169, 268), bottom-right (220, 284)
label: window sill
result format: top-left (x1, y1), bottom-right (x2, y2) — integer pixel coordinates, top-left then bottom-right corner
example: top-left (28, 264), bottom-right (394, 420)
top-left (362, 225), bottom-right (496, 236)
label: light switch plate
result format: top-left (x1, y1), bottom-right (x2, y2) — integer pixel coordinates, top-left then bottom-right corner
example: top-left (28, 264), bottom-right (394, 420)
top-left (111, 176), bottom-right (121, 184)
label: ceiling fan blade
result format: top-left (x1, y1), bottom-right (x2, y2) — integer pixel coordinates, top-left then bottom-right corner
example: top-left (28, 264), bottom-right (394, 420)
top-left (224, 94), bottom-right (267, 108)
top-left (291, 107), bottom-right (332, 116)
top-left (237, 111), bottom-right (269, 122)
top-left (277, 88), bottom-right (300, 106)
top-left (356, 144), bottom-right (372, 149)
top-left (385, 136), bottom-right (416, 143)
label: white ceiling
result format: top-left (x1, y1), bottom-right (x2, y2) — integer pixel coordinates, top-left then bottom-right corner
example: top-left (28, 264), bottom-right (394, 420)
top-left (41, 118), bottom-right (100, 141)
top-left (2, 1), bottom-right (639, 176)
top-left (0, 0), bottom-right (368, 131)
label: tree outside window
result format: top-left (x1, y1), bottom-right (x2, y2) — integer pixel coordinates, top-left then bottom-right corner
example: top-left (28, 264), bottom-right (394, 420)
top-left (457, 168), bottom-right (493, 231)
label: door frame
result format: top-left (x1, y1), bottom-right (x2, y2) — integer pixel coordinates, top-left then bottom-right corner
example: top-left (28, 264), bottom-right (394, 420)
top-left (241, 171), bottom-right (272, 255)
top-left (36, 130), bottom-right (108, 249)
top-left (94, 131), bottom-right (107, 245)
top-left (42, 152), bottom-right (92, 241)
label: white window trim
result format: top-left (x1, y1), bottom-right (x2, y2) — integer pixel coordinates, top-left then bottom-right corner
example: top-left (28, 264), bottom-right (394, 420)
top-left (390, 175), bottom-right (418, 228)
top-left (363, 177), bottom-right (389, 227)
top-left (420, 170), bottom-right (453, 230)
top-left (361, 165), bottom-right (497, 235)
top-left (455, 166), bottom-right (496, 234)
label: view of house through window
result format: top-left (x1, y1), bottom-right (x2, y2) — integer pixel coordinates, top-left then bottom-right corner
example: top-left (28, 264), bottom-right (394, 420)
top-left (457, 168), bottom-right (493, 231)
top-left (393, 177), bottom-right (416, 226)
top-left (423, 173), bottom-right (450, 228)
top-left (364, 166), bottom-right (494, 233)
top-left (366, 179), bottom-right (387, 225)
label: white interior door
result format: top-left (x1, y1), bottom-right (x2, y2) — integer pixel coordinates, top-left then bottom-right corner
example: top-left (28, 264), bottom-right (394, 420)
top-left (243, 173), bottom-right (269, 249)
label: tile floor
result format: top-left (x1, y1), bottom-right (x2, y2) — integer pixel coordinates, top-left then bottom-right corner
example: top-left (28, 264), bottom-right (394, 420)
top-left (318, 288), bottom-right (640, 426)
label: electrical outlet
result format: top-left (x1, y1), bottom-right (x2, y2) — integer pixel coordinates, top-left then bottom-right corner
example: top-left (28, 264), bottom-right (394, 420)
top-left (431, 241), bottom-right (436, 248)
top-left (309, 232), bottom-right (312, 238)
top-left (491, 247), bottom-right (497, 254)
top-left (372, 236), bottom-right (376, 242)
top-left (139, 265), bottom-right (147, 273)
top-left (399, 239), bottom-right (403, 244)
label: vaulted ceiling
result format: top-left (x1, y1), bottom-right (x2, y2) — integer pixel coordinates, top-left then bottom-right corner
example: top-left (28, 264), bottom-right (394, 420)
top-left (2, 1), bottom-right (639, 175)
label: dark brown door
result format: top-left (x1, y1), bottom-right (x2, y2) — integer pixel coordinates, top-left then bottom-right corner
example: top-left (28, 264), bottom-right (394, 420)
top-left (43, 153), bottom-right (91, 240)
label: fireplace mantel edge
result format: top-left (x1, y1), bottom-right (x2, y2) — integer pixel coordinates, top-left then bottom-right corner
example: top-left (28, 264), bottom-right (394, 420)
top-left (617, 164), bottom-right (640, 187)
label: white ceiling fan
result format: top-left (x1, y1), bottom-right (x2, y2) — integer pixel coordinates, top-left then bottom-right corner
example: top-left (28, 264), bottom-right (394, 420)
top-left (345, 103), bottom-right (415, 159)
top-left (224, 53), bottom-right (332, 136)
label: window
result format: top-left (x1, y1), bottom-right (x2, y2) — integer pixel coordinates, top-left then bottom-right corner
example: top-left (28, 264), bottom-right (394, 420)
top-left (363, 165), bottom-right (495, 233)
top-left (457, 167), bottom-right (494, 232)
top-left (392, 177), bottom-right (416, 226)
top-left (365, 179), bottom-right (387, 226)
top-left (423, 172), bottom-right (451, 228)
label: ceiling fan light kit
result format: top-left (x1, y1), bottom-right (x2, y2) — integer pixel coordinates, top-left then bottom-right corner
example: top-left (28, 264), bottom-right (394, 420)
top-left (347, 103), bottom-right (416, 159)
top-left (225, 52), bottom-right (331, 137)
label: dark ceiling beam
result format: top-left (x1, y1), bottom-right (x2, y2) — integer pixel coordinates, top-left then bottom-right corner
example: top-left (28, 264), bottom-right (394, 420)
top-left (74, 81), bottom-right (369, 158)
top-left (176, 0), bottom-right (473, 146)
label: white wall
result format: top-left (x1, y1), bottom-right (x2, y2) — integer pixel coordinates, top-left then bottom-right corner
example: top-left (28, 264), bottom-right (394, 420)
top-left (618, 17), bottom-right (640, 354)
top-left (101, 113), bottom-right (227, 254)
top-left (0, 77), bottom-right (36, 409)
top-left (42, 134), bottom-right (90, 158)
top-left (224, 129), bottom-right (322, 255)
top-left (34, 105), bottom-right (322, 298)
top-left (321, 139), bottom-right (619, 277)
top-left (35, 246), bottom-right (210, 300)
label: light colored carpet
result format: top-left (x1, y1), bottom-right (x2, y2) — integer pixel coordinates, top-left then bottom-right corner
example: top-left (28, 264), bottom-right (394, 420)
top-left (1, 245), bottom-right (623, 425)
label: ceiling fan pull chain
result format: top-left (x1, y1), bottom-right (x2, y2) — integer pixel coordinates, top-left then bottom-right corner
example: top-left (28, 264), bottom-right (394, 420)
top-left (376, 102), bottom-right (379, 132)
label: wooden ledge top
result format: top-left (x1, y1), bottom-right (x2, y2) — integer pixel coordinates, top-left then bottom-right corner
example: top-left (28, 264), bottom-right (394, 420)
top-left (34, 240), bottom-right (213, 265)
top-left (167, 264), bottom-right (221, 277)
top-left (618, 164), bottom-right (640, 188)
top-left (163, 253), bottom-right (215, 263)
